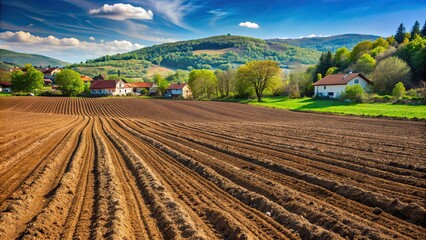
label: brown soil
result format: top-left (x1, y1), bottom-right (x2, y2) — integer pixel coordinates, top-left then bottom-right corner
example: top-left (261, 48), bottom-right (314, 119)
top-left (0, 96), bottom-right (425, 239)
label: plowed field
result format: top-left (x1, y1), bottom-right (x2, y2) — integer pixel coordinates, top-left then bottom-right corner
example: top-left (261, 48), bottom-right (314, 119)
top-left (0, 97), bottom-right (425, 239)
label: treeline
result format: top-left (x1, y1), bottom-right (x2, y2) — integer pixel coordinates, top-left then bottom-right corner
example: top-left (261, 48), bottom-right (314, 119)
top-left (71, 35), bottom-right (321, 72)
top-left (302, 20), bottom-right (426, 95)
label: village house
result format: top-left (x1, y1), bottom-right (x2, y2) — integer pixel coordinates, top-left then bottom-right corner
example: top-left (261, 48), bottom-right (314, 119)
top-left (92, 74), bottom-right (106, 81)
top-left (313, 72), bottom-right (372, 98)
top-left (80, 75), bottom-right (93, 83)
top-left (90, 79), bottom-right (132, 96)
top-left (0, 82), bottom-right (12, 93)
top-left (164, 82), bottom-right (192, 99)
top-left (42, 67), bottom-right (62, 77)
top-left (129, 82), bottom-right (158, 95)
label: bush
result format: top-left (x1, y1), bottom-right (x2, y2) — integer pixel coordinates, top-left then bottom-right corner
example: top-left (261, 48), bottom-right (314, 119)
top-left (392, 82), bottom-right (405, 99)
top-left (341, 84), bottom-right (365, 102)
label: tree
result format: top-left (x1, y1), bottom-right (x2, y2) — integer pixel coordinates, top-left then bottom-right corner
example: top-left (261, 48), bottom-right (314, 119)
top-left (11, 65), bottom-right (44, 93)
top-left (56, 69), bottom-right (84, 96)
top-left (153, 74), bottom-right (169, 95)
top-left (84, 82), bottom-right (91, 94)
top-left (117, 69), bottom-right (121, 77)
top-left (236, 60), bottom-right (281, 102)
top-left (326, 67), bottom-right (338, 76)
top-left (370, 57), bottom-right (411, 94)
top-left (372, 37), bottom-right (389, 49)
top-left (354, 54), bottom-right (376, 74)
top-left (188, 69), bottom-right (217, 99)
top-left (349, 41), bottom-right (373, 63)
top-left (287, 72), bottom-right (312, 97)
top-left (410, 21), bottom-right (421, 41)
top-left (333, 47), bottom-right (350, 70)
top-left (395, 23), bottom-right (406, 44)
top-left (315, 51), bottom-right (333, 77)
top-left (421, 20), bottom-right (426, 37)
top-left (341, 84), bottom-right (365, 102)
top-left (392, 82), bottom-right (405, 98)
top-left (215, 68), bottom-right (235, 98)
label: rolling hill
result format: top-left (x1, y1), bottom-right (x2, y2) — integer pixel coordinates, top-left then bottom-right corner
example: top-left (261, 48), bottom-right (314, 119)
top-left (267, 34), bottom-right (380, 52)
top-left (70, 35), bottom-right (322, 78)
top-left (70, 34), bottom-right (381, 79)
top-left (0, 49), bottom-right (69, 67)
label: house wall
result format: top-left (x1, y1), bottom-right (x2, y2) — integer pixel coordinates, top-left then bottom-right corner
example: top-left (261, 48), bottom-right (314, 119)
top-left (182, 85), bottom-right (192, 99)
top-left (315, 77), bottom-right (369, 98)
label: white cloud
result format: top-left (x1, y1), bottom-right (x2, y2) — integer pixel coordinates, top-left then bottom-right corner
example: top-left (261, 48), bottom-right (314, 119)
top-left (239, 21), bottom-right (259, 29)
top-left (209, 9), bottom-right (228, 26)
top-left (89, 36), bottom-right (95, 41)
top-left (89, 3), bottom-right (153, 20)
top-left (0, 31), bottom-right (144, 63)
top-left (26, 23), bottom-right (34, 27)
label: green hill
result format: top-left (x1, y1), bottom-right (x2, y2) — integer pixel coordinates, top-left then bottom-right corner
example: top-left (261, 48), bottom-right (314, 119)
top-left (70, 35), bottom-right (322, 78)
top-left (0, 49), bottom-right (69, 67)
top-left (267, 34), bottom-right (381, 52)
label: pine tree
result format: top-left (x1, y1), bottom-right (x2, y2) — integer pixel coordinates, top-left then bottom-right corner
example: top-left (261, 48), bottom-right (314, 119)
top-left (421, 20), bottom-right (426, 37)
top-left (410, 21), bottom-right (421, 40)
top-left (395, 23), bottom-right (406, 44)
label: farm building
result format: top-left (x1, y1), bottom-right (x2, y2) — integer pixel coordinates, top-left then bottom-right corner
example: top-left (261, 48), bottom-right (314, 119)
top-left (42, 67), bottom-right (62, 76)
top-left (164, 82), bottom-right (192, 99)
top-left (80, 75), bottom-right (93, 83)
top-left (129, 82), bottom-right (158, 95)
top-left (313, 72), bottom-right (372, 98)
top-left (0, 81), bottom-right (12, 92)
top-left (93, 74), bottom-right (106, 81)
top-left (90, 79), bottom-right (132, 96)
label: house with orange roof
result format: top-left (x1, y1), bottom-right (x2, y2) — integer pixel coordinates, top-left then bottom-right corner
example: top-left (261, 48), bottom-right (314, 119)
top-left (313, 72), bottom-right (373, 98)
top-left (90, 79), bottom-right (132, 96)
top-left (80, 75), bottom-right (93, 83)
top-left (164, 82), bottom-right (192, 99)
top-left (129, 82), bottom-right (158, 95)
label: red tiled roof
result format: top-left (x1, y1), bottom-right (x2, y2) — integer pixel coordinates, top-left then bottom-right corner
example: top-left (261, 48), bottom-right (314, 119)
top-left (90, 80), bottom-right (118, 89)
top-left (93, 74), bottom-right (106, 80)
top-left (0, 81), bottom-right (11, 87)
top-left (90, 80), bottom-right (132, 89)
top-left (167, 83), bottom-right (187, 90)
top-left (313, 73), bottom-right (372, 86)
top-left (130, 82), bottom-right (154, 88)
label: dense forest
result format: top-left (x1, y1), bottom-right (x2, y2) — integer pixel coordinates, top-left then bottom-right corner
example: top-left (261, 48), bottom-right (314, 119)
top-left (268, 34), bottom-right (379, 52)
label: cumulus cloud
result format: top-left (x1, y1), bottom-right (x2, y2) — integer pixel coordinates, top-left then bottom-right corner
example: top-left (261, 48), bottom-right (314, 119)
top-left (89, 36), bottom-right (95, 41)
top-left (0, 31), bottom-right (144, 63)
top-left (89, 3), bottom-right (153, 20)
top-left (239, 21), bottom-right (259, 29)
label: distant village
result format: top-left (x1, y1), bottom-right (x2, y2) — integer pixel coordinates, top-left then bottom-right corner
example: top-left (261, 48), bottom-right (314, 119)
top-left (0, 67), bottom-right (193, 99)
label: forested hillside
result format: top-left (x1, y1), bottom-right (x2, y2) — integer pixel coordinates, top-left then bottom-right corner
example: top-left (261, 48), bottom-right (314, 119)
top-left (268, 34), bottom-right (380, 52)
top-left (69, 35), bottom-right (321, 78)
top-left (0, 49), bottom-right (69, 67)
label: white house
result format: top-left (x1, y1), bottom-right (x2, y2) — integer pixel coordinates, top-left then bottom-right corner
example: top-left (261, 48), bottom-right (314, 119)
top-left (90, 79), bottom-right (133, 96)
top-left (164, 82), bottom-right (192, 99)
top-left (313, 72), bottom-right (373, 98)
top-left (129, 82), bottom-right (158, 95)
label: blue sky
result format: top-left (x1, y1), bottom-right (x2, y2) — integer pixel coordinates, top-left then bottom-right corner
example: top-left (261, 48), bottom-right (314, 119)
top-left (1, 0), bottom-right (425, 63)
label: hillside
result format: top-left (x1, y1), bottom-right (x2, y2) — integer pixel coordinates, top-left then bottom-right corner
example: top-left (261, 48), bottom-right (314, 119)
top-left (70, 35), bottom-right (322, 78)
top-left (0, 49), bottom-right (69, 67)
top-left (268, 34), bottom-right (380, 52)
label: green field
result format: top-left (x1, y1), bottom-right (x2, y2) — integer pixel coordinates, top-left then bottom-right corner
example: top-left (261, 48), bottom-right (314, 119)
top-left (240, 97), bottom-right (426, 119)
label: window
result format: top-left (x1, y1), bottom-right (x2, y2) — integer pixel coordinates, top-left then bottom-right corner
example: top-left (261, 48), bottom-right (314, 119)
top-left (324, 86), bottom-right (326, 90)
top-left (354, 79), bottom-right (359, 84)
top-left (328, 92), bottom-right (334, 96)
